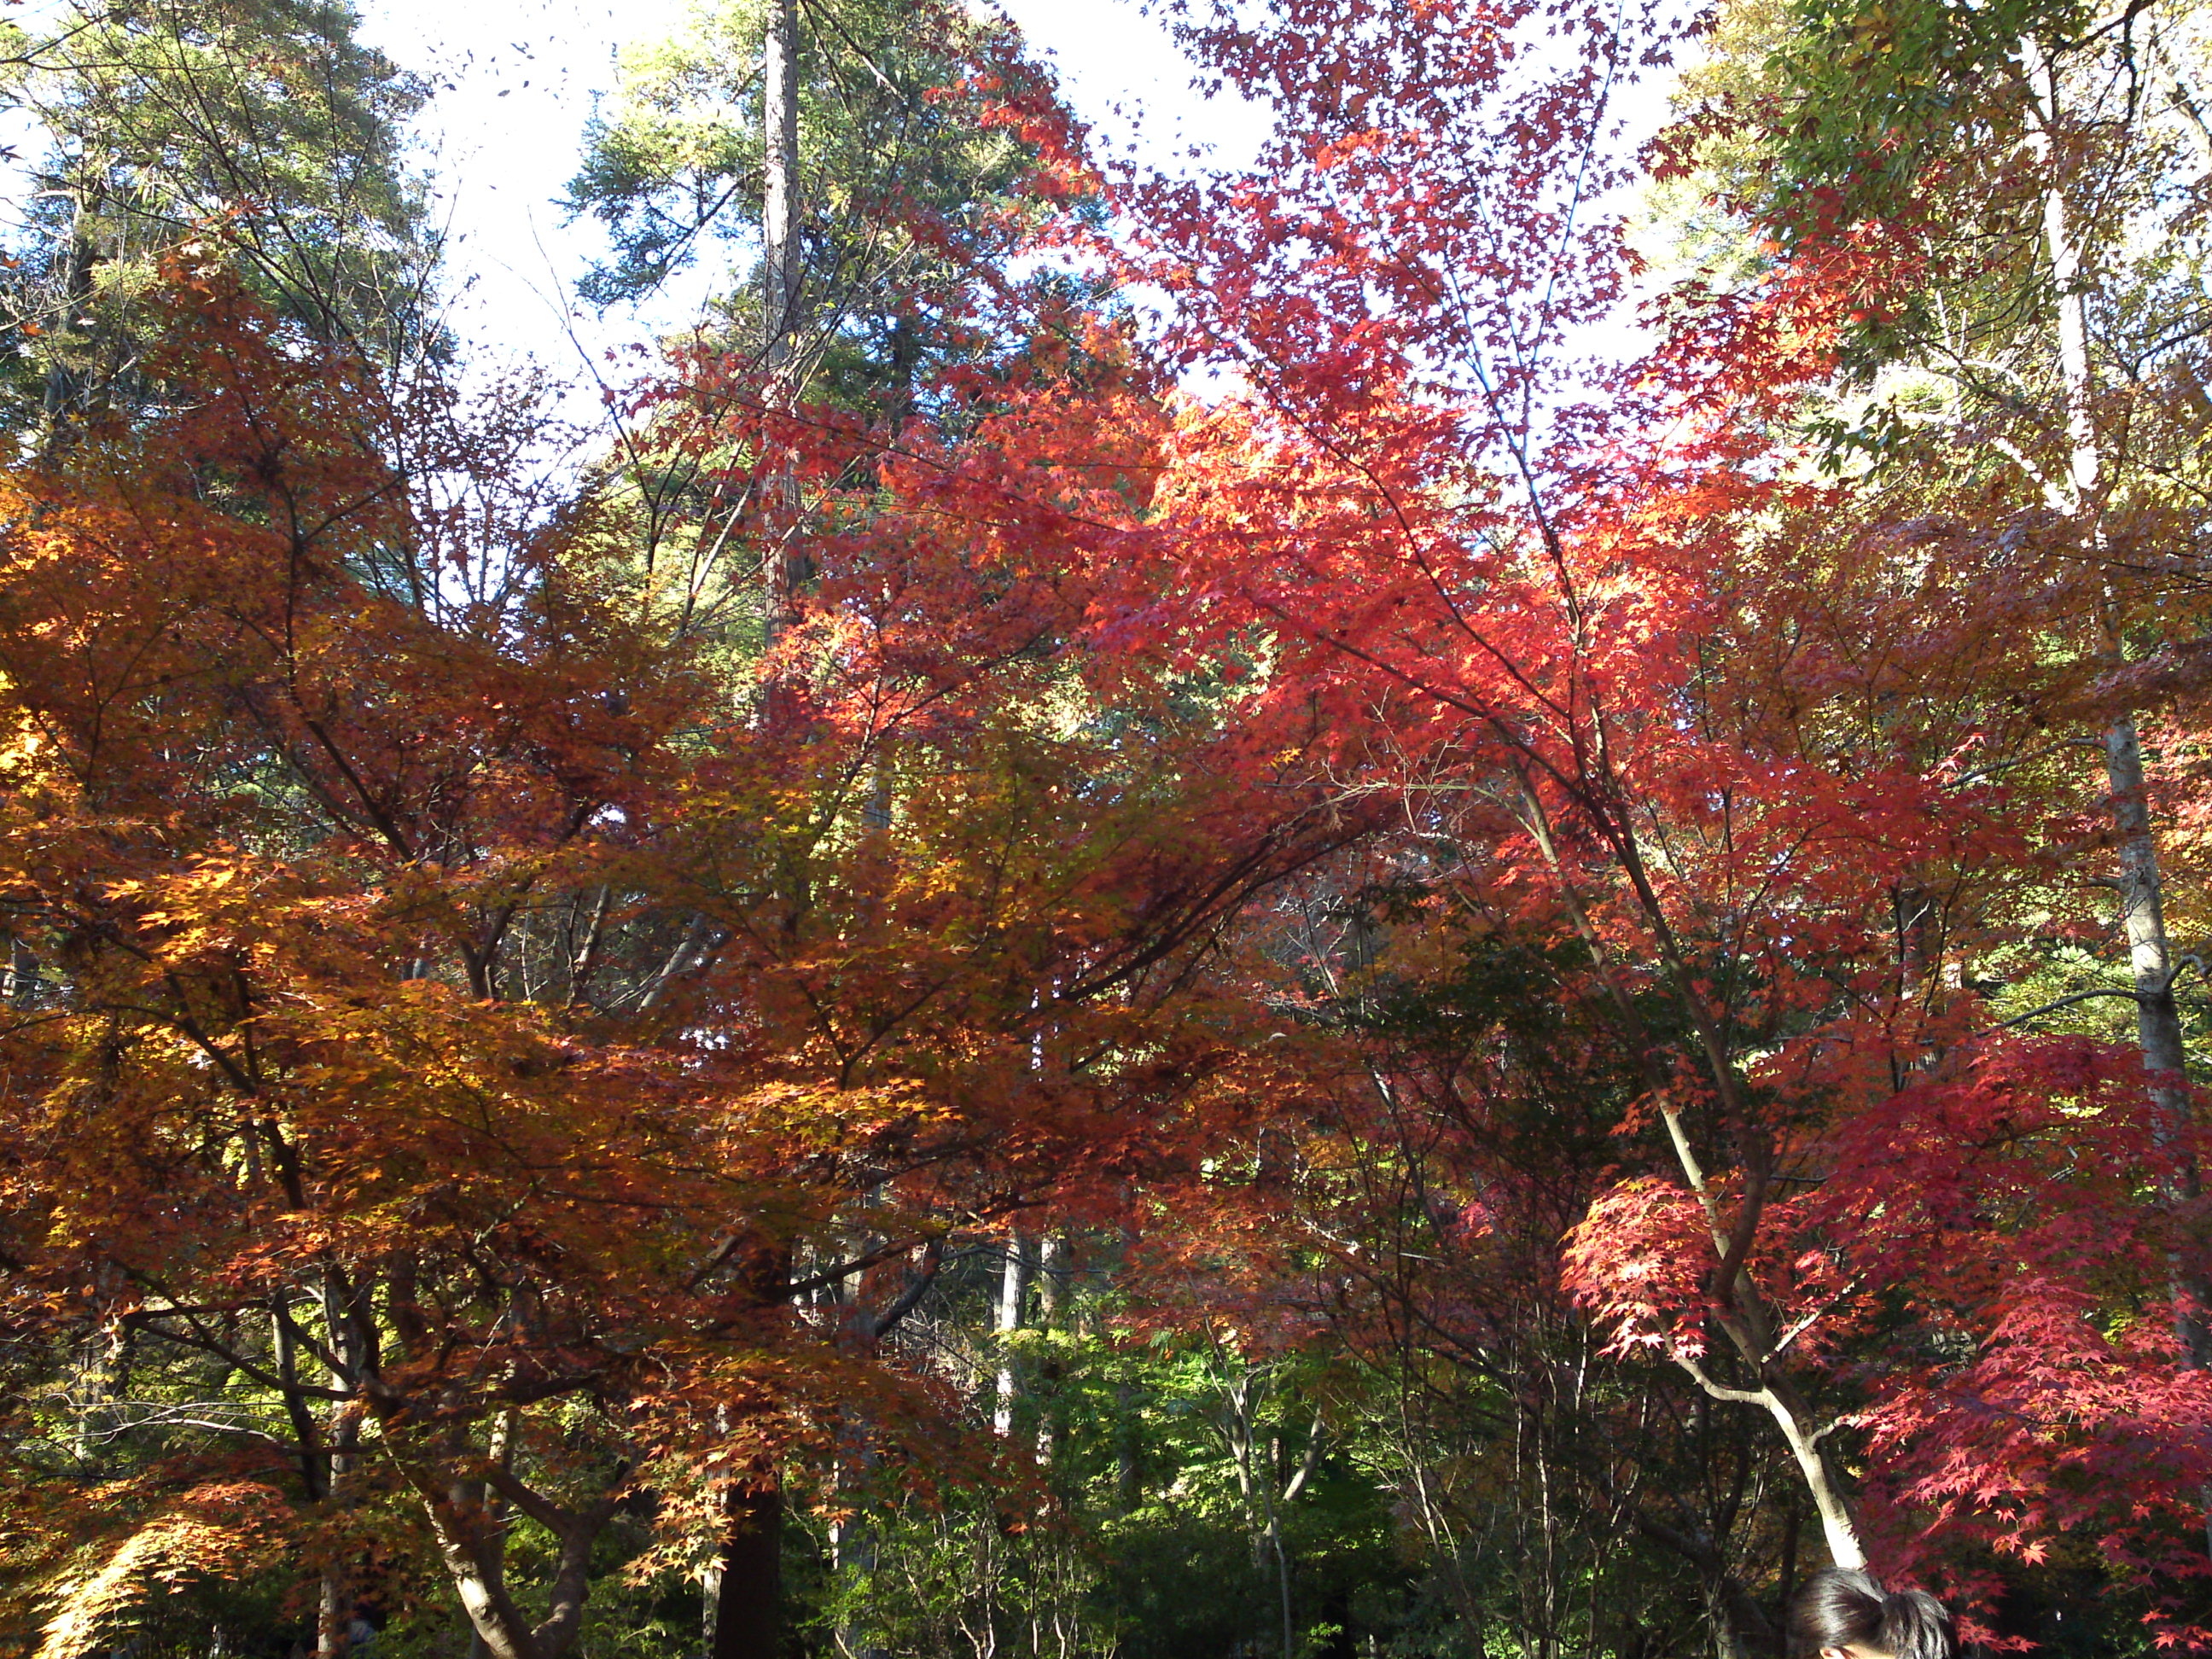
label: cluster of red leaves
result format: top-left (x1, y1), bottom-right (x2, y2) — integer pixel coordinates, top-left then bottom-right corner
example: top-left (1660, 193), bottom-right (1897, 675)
top-left (1025, 0), bottom-right (2212, 1636)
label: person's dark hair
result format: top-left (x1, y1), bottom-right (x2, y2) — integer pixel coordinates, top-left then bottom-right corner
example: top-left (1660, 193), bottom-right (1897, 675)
top-left (1789, 1567), bottom-right (1955, 1659)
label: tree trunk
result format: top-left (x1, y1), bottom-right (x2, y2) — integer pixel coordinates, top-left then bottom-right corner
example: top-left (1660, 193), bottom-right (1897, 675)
top-left (1115, 1381), bottom-right (1139, 1513)
top-left (992, 1231), bottom-right (1032, 1437)
top-left (830, 1505), bottom-right (886, 1659)
top-left (1516, 777), bottom-right (1871, 1567)
top-left (2023, 31), bottom-right (2212, 1554)
top-left (317, 1338), bottom-right (363, 1659)
top-left (760, 0), bottom-right (806, 655)
top-left (709, 1482), bottom-right (783, 1659)
top-left (761, 0), bottom-right (800, 387)
top-left (419, 1497), bottom-right (544, 1659)
top-left (37, 172), bottom-right (106, 456)
top-left (1034, 1231), bottom-right (1065, 1462)
top-left (461, 1412), bottom-right (515, 1659)
top-left (317, 1576), bottom-right (347, 1659)
top-left (1266, 1475), bottom-right (1294, 1659)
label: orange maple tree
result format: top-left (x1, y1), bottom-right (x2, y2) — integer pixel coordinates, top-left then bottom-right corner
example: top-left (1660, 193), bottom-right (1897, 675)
top-left (0, 200), bottom-right (1367, 1657)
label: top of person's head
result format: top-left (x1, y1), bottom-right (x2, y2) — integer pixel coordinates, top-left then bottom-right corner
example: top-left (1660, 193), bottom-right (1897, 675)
top-left (1789, 1567), bottom-right (1956, 1659)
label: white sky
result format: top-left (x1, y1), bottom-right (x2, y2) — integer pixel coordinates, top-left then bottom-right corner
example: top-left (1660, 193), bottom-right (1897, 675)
top-left (352, 0), bottom-right (1270, 401)
top-left (0, 0), bottom-right (1668, 411)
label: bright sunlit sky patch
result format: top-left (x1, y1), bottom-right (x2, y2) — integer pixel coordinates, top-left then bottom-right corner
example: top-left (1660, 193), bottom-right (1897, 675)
top-left (0, 0), bottom-right (1679, 414)
top-left (352, 0), bottom-right (1275, 405)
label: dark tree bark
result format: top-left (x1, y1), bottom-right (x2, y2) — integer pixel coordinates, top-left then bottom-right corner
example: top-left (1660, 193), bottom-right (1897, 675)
top-left (709, 1482), bottom-right (783, 1659)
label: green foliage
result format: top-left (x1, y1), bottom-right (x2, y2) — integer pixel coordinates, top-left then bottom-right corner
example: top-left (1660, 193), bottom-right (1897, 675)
top-left (567, 0), bottom-right (1040, 410)
top-left (0, 0), bottom-right (436, 438)
top-left (1751, 0), bottom-right (2081, 235)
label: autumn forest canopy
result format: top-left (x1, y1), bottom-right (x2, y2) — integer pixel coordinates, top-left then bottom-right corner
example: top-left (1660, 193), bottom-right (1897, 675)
top-left (9, 0), bottom-right (2212, 1653)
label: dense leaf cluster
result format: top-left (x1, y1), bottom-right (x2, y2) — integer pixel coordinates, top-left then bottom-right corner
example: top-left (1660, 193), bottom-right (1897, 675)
top-left (7, 0), bottom-right (2212, 1656)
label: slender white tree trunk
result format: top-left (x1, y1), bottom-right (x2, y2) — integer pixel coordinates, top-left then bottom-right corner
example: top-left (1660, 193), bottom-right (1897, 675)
top-left (1521, 787), bottom-right (1869, 1569)
top-left (1033, 1232), bottom-right (1064, 1461)
top-left (762, 0), bottom-right (800, 383)
top-left (760, 0), bottom-right (806, 652)
top-left (992, 1231), bottom-right (1032, 1437)
top-left (2024, 27), bottom-right (2212, 1555)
